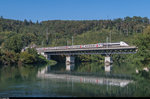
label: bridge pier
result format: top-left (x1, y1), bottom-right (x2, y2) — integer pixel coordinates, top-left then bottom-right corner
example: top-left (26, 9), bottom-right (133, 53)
top-left (66, 55), bottom-right (75, 71)
top-left (104, 56), bottom-right (113, 72)
top-left (66, 55), bottom-right (75, 64)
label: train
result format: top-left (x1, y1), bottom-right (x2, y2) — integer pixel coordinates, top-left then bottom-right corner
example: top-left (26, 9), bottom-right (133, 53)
top-left (37, 41), bottom-right (129, 51)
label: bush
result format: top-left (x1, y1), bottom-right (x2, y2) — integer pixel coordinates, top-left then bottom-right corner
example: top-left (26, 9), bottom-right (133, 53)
top-left (0, 50), bottom-right (19, 65)
top-left (19, 51), bottom-right (36, 64)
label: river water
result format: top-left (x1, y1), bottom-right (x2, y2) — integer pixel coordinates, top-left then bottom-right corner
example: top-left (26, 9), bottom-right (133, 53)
top-left (0, 62), bottom-right (149, 97)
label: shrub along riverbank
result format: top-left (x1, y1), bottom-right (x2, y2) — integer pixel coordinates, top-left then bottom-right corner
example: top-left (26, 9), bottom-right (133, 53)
top-left (0, 48), bottom-right (56, 66)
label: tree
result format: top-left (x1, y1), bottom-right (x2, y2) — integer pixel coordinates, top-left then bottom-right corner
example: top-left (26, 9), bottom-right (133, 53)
top-left (23, 19), bottom-right (29, 25)
top-left (3, 35), bottom-right (23, 53)
top-left (19, 51), bottom-right (36, 64)
top-left (0, 50), bottom-right (19, 65)
top-left (143, 26), bottom-right (150, 34)
top-left (0, 16), bottom-right (3, 19)
top-left (133, 26), bottom-right (150, 76)
top-left (36, 20), bottom-right (39, 25)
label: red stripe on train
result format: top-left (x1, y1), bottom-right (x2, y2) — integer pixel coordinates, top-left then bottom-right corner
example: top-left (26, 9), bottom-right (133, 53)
top-left (80, 45), bottom-right (82, 48)
top-left (96, 44), bottom-right (98, 47)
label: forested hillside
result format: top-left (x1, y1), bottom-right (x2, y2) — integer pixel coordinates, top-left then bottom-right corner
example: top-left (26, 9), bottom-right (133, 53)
top-left (0, 16), bottom-right (149, 48)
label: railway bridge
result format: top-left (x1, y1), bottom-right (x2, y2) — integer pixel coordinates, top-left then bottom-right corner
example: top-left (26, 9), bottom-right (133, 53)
top-left (36, 45), bottom-right (137, 68)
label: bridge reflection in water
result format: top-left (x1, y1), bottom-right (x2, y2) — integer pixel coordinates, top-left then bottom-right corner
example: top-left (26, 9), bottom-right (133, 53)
top-left (37, 64), bottom-right (133, 87)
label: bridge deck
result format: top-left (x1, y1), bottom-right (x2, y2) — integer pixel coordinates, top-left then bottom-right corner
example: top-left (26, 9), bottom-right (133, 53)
top-left (36, 46), bottom-right (137, 55)
top-left (37, 46), bottom-right (137, 52)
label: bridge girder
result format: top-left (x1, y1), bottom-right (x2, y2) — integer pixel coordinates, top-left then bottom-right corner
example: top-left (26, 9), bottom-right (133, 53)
top-left (43, 48), bottom-right (137, 56)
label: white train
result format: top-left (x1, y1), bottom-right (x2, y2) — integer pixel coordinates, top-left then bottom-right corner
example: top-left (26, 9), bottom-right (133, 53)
top-left (37, 41), bottom-right (129, 51)
top-left (102, 41), bottom-right (129, 47)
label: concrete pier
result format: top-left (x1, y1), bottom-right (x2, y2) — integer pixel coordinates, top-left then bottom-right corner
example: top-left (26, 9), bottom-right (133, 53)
top-left (66, 56), bottom-right (75, 71)
top-left (105, 56), bottom-right (113, 66)
top-left (66, 55), bottom-right (75, 64)
top-left (105, 56), bottom-right (113, 72)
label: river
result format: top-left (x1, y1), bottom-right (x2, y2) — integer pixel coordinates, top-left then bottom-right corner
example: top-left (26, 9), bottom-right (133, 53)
top-left (0, 62), bottom-right (150, 97)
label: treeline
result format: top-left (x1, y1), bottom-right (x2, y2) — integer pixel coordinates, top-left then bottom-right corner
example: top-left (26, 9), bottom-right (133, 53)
top-left (0, 16), bottom-right (150, 47)
top-left (0, 48), bottom-right (47, 65)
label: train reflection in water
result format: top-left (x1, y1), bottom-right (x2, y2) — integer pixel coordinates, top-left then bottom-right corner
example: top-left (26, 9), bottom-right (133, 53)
top-left (37, 65), bottom-right (133, 87)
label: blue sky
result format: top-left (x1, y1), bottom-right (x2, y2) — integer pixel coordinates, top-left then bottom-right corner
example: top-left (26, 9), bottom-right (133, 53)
top-left (0, 0), bottom-right (150, 22)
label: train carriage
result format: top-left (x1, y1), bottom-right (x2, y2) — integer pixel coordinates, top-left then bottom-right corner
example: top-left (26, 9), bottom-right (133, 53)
top-left (39, 41), bottom-right (128, 51)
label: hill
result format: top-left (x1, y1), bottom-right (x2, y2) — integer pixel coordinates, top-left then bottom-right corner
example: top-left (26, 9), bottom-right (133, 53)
top-left (0, 16), bottom-right (149, 47)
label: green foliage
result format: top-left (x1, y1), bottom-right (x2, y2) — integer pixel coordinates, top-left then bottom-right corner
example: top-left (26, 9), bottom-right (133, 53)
top-left (47, 60), bottom-right (57, 65)
top-left (38, 55), bottom-right (48, 63)
top-left (0, 47), bottom-right (47, 65)
top-left (76, 55), bottom-right (104, 62)
top-left (133, 28), bottom-right (150, 68)
top-left (20, 51), bottom-right (36, 64)
top-left (0, 50), bottom-right (19, 65)
top-left (0, 16), bottom-right (149, 47)
top-left (0, 49), bottom-right (2, 64)
top-left (19, 48), bottom-right (47, 64)
top-left (3, 35), bottom-right (23, 53)
top-left (26, 48), bottom-right (38, 59)
top-left (128, 26), bottom-right (150, 78)
top-left (2, 33), bottom-right (37, 53)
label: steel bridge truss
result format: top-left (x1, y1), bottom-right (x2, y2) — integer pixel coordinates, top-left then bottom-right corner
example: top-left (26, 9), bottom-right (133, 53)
top-left (44, 48), bottom-right (137, 56)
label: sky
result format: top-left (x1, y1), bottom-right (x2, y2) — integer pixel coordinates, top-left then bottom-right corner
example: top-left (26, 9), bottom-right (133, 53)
top-left (0, 0), bottom-right (150, 22)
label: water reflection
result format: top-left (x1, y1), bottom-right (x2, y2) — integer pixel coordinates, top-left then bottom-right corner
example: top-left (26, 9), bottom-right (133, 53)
top-left (105, 65), bottom-right (113, 73)
top-left (0, 65), bottom-right (39, 82)
top-left (66, 64), bottom-right (75, 71)
top-left (0, 63), bottom-right (150, 97)
top-left (38, 65), bottom-right (51, 74)
top-left (37, 64), bottom-right (133, 87)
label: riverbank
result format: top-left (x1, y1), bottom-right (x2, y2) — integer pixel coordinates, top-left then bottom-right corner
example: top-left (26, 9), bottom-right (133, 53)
top-left (0, 48), bottom-right (57, 66)
top-left (47, 60), bottom-right (57, 66)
